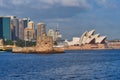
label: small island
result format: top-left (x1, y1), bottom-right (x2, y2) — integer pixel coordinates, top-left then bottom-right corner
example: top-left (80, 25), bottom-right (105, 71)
top-left (12, 36), bottom-right (64, 53)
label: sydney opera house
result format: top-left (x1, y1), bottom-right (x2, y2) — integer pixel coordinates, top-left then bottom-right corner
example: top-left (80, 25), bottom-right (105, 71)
top-left (79, 30), bottom-right (106, 45)
top-left (65, 30), bottom-right (107, 50)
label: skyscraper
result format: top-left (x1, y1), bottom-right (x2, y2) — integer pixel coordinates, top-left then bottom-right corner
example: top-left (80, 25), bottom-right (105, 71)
top-left (37, 23), bottom-right (46, 39)
top-left (47, 29), bottom-right (55, 41)
top-left (55, 26), bottom-right (62, 41)
top-left (47, 27), bottom-right (62, 42)
top-left (23, 17), bottom-right (30, 28)
top-left (10, 20), bottom-right (16, 40)
top-left (11, 17), bottom-right (19, 40)
top-left (28, 21), bottom-right (34, 29)
top-left (24, 21), bottom-right (35, 41)
top-left (19, 19), bottom-right (24, 40)
top-left (0, 17), bottom-right (11, 40)
top-left (24, 27), bottom-right (34, 41)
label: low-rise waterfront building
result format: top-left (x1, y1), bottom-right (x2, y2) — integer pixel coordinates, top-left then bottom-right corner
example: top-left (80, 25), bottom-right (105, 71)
top-left (65, 37), bottom-right (80, 46)
top-left (107, 40), bottom-right (120, 49)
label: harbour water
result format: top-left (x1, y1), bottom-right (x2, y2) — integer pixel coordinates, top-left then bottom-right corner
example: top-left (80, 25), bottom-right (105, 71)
top-left (0, 50), bottom-right (120, 80)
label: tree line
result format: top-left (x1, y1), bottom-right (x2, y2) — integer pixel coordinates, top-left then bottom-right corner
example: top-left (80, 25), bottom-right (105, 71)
top-left (4, 39), bottom-right (36, 47)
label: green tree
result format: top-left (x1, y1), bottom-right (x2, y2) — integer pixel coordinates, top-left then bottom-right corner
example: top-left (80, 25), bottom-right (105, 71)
top-left (4, 40), bottom-right (13, 45)
top-left (16, 39), bottom-right (36, 47)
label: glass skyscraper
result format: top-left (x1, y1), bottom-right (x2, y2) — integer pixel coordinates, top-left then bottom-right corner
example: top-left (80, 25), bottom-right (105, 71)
top-left (11, 18), bottom-right (19, 40)
top-left (0, 17), bottom-right (11, 40)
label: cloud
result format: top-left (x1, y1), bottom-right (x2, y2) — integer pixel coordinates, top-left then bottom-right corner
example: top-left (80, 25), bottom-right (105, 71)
top-left (0, 0), bottom-right (7, 7)
top-left (95, 0), bottom-right (118, 8)
top-left (0, 0), bottom-right (4, 6)
top-left (0, 0), bottom-right (90, 9)
top-left (0, 0), bottom-right (118, 20)
top-left (44, 18), bottom-right (71, 22)
top-left (97, 0), bottom-right (107, 5)
top-left (0, 0), bottom-right (118, 9)
top-left (0, 0), bottom-right (92, 20)
top-left (57, 0), bottom-right (90, 8)
top-left (97, 0), bottom-right (110, 8)
top-left (11, 0), bottom-right (30, 5)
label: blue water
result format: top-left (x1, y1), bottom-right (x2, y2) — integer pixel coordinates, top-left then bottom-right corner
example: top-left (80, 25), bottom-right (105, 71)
top-left (0, 50), bottom-right (120, 80)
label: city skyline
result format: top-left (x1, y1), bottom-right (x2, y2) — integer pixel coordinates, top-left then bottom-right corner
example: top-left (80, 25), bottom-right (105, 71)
top-left (0, 0), bottom-right (120, 39)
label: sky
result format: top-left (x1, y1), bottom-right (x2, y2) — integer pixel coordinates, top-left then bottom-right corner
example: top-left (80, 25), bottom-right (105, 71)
top-left (0, 0), bottom-right (120, 40)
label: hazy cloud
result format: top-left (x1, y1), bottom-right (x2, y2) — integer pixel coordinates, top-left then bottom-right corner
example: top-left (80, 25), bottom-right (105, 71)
top-left (96, 0), bottom-right (117, 8)
top-left (0, 0), bottom-right (6, 7)
top-left (11, 0), bottom-right (30, 5)
top-left (0, 0), bottom-right (118, 19)
top-left (0, 0), bottom-right (92, 19)
top-left (9, 0), bottom-right (90, 8)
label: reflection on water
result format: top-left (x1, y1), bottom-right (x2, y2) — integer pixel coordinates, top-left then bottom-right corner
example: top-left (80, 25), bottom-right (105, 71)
top-left (0, 50), bottom-right (120, 80)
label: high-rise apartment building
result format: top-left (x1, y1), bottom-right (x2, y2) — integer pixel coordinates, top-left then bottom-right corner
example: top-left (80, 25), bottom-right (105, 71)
top-left (37, 23), bottom-right (46, 39)
top-left (0, 17), bottom-right (11, 40)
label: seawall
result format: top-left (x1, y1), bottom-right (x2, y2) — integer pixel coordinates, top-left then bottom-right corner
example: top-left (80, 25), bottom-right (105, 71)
top-left (12, 47), bottom-right (64, 53)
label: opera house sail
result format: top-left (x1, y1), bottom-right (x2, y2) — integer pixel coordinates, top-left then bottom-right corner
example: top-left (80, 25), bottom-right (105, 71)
top-left (65, 29), bottom-right (107, 50)
top-left (79, 30), bottom-right (107, 45)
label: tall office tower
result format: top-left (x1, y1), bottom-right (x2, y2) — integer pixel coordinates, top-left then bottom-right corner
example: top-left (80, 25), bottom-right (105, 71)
top-left (55, 26), bottom-right (62, 41)
top-left (24, 21), bottom-right (35, 41)
top-left (0, 17), bottom-right (11, 40)
top-left (10, 16), bottom-right (16, 19)
top-left (28, 21), bottom-right (34, 29)
top-left (24, 27), bottom-right (34, 41)
top-left (37, 23), bottom-right (46, 39)
top-left (47, 29), bottom-right (55, 41)
top-left (23, 17), bottom-right (30, 28)
top-left (19, 19), bottom-right (24, 40)
top-left (10, 16), bottom-right (16, 40)
top-left (10, 20), bottom-right (16, 40)
top-left (11, 17), bottom-right (19, 40)
top-left (34, 29), bottom-right (37, 40)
